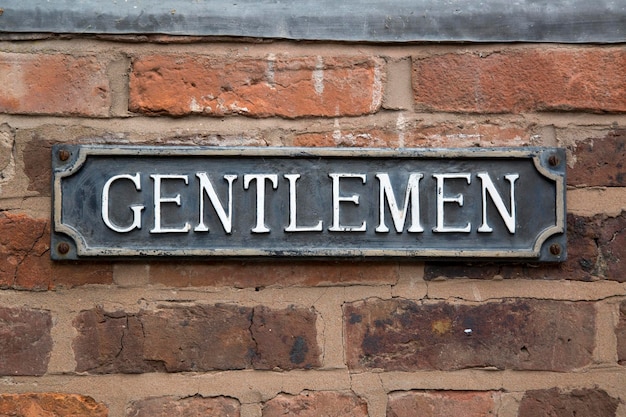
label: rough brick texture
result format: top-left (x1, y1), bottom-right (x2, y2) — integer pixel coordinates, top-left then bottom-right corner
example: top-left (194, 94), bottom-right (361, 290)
top-left (568, 130), bottom-right (626, 187)
top-left (251, 306), bottom-right (320, 369)
top-left (344, 298), bottom-right (594, 371)
top-left (412, 48), bottom-right (626, 113)
top-left (262, 392), bottom-right (368, 417)
top-left (0, 394), bottom-right (108, 417)
top-left (0, 306), bottom-right (52, 376)
top-left (127, 395), bottom-right (240, 417)
top-left (73, 304), bottom-right (319, 373)
top-left (130, 55), bottom-right (383, 118)
top-left (518, 388), bottom-right (619, 417)
top-left (147, 260), bottom-right (397, 288)
top-left (618, 301), bottom-right (626, 365)
top-left (0, 52), bottom-right (110, 116)
top-left (387, 391), bottom-right (498, 417)
top-left (0, 212), bottom-right (113, 290)
top-left (425, 212), bottom-right (626, 282)
top-left (292, 121), bottom-right (534, 148)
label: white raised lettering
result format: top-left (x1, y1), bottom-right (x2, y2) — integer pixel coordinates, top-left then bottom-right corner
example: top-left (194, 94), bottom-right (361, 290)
top-left (101, 173), bottom-right (144, 233)
top-left (477, 172), bottom-right (519, 234)
top-left (284, 174), bottom-right (323, 232)
top-left (195, 173), bottom-right (237, 234)
top-left (433, 173), bottom-right (471, 233)
top-left (376, 173), bottom-right (424, 233)
top-left (150, 174), bottom-right (190, 234)
top-left (243, 174), bottom-right (278, 233)
top-left (328, 173), bottom-right (367, 232)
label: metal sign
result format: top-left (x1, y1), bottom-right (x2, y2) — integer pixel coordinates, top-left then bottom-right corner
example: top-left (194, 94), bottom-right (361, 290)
top-left (51, 145), bottom-right (566, 261)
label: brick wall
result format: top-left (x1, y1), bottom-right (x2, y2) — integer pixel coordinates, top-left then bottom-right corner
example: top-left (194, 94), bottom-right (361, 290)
top-left (0, 36), bottom-right (625, 417)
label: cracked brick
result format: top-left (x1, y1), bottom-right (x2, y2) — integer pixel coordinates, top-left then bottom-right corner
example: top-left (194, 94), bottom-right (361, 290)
top-left (0, 212), bottom-right (112, 290)
top-left (73, 304), bottom-right (320, 374)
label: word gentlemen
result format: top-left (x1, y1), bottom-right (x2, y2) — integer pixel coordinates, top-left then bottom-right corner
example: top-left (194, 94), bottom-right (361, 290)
top-left (101, 171), bottom-right (518, 235)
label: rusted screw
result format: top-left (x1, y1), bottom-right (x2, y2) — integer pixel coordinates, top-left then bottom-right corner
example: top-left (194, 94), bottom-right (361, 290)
top-left (57, 242), bottom-right (70, 255)
top-left (548, 154), bottom-right (560, 167)
top-left (58, 149), bottom-right (70, 161)
top-left (549, 243), bottom-right (562, 256)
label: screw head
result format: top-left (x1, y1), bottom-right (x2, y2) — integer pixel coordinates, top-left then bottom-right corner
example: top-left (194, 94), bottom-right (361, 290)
top-left (548, 154), bottom-right (560, 167)
top-left (57, 242), bottom-right (70, 255)
top-left (58, 149), bottom-right (70, 161)
top-left (549, 243), bottom-right (562, 256)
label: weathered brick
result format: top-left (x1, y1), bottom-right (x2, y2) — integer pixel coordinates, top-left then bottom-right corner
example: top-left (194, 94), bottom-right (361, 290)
top-left (618, 301), bottom-right (626, 365)
top-left (147, 260), bottom-right (397, 288)
top-left (387, 391), bottom-right (498, 417)
top-left (0, 123), bottom-right (13, 176)
top-left (425, 212), bottom-right (626, 282)
top-left (73, 304), bottom-right (320, 373)
top-left (129, 55), bottom-right (383, 118)
top-left (413, 48), bottom-right (626, 113)
top-left (262, 392), bottom-right (367, 417)
top-left (293, 128), bottom-right (399, 148)
top-left (292, 122), bottom-right (535, 148)
top-left (141, 305), bottom-right (254, 372)
top-left (0, 306), bottom-right (52, 376)
top-left (344, 298), bottom-right (594, 371)
top-left (23, 136), bottom-right (54, 196)
top-left (251, 306), bottom-right (320, 370)
top-left (0, 393), bottom-right (107, 417)
top-left (0, 212), bottom-right (113, 290)
top-left (0, 52), bottom-right (110, 117)
top-left (568, 130), bottom-right (626, 187)
top-left (518, 388), bottom-right (619, 417)
top-left (127, 395), bottom-right (239, 417)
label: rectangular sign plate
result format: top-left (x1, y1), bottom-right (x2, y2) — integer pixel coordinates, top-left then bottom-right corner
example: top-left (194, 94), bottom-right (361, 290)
top-left (51, 146), bottom-right (566, 261)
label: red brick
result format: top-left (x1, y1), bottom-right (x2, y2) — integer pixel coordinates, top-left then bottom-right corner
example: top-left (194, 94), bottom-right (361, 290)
top-left (127, 395), bottom-right (239, 417)
top-left (412, 48), bottom-right (626, 113)
top-left (344, 298), bottom-right (594, 371)
top-left (262, 392), bottom-right (367, 417)
top-left (292, 122), bottom-right (535, 148)
top-left (387, 391), bottom-right (498, 417)
top-left (140, 305), bottom-right (254, 372)
top-left (0, 52), bottom-right (110, 117)
top-left (518, 388), bottom-right (619, 417)
top-left (0, 394), bottom-right (107, 417)
top-left (425, 212), bottom-right (626, 282)
top-left (23, 136), bottom-right (54, 196)
top-left (251, 306), bottom-right (320, 370)
top-left (0, 213), bottom-right (113, 290)
top-left (403, 122), bottom-right (535, 148)
top-left (129, 55), bottom-right (383, 118)
top-left (618, 301), bottom-right (626, 365)
top-left (147, 260), bottom-right (398, 288)
top-left (0, 306), bottom-right (52, 376)
top-left (293, 129), bottom-right (399, 148)
top-left (73, 304), bottom-right (320, 374)
top-left (568, 130), bottom-right (626, 187)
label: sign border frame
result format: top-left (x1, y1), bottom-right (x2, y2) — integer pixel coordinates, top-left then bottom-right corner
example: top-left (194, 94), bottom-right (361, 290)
top-left (51, 145), bottom-right (566, 261)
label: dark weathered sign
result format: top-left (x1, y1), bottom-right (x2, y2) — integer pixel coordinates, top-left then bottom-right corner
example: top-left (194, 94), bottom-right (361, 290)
top-left (51, 146), bottom-right (566, 261)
